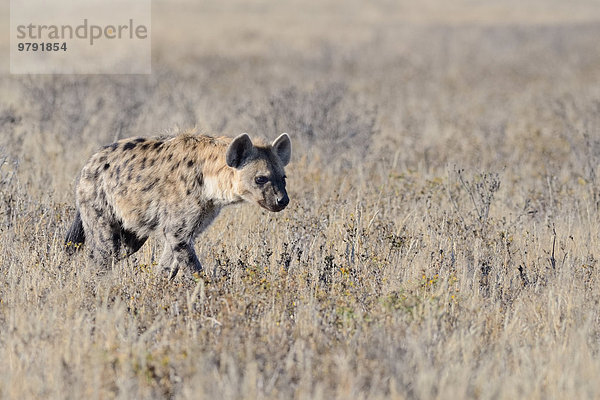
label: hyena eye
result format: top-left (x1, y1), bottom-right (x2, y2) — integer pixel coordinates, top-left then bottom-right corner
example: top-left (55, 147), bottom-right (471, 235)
top-left (255, 176), bottom-right (269, 185)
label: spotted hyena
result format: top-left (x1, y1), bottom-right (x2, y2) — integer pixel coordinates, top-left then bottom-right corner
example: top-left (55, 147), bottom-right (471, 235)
top-left (65, 131), bottom-right (291, 278)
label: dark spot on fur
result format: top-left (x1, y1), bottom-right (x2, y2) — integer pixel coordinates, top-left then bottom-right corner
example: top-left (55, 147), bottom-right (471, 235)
top-left (135, 137), bottom-right (146, 143)
top-left (187, 159), bottom-right (194, 168)
top-left (141, 215), bottom-right (159, 231)
top-left (197, 173), bottom-right (204, 186)
top-left (141, 143), bottom-right (150, 151)
top-left (141, 157), bottom-right (147, 169)
top-left (174, 242), bottom-right (187, 251)
top-left (174, 161), bottom-right (180, 169)
top-left (123, 142), bottom-right (136, 151)
top-left (115, 166), bottom-right (121, 178)
top-left (186, 189), bottom-right (191, 195)
top-left (179, 220), bottom-right (188, 232)
top-left (103, 142), bottom-right (118, 151)
top-left (131, 154), bottom-right (137, 160)
top-left (180, 174), bottom-right (186, 183)
top-left (136, 175), bottom-right (141, 183)
top-left (167, 154), bottom-right (173, 162)
top-left (103, 163), bottom-right (110, 170)
top-left (149, 158), bottom-right (156, 167)
top-left (153, 142), bottom-right (163, 150)
top-left (141, 178), bottom-right (159, 192)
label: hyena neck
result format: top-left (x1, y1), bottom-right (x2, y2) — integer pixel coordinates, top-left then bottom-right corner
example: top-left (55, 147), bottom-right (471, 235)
top-left (202, 170), bottom-right (243, 207)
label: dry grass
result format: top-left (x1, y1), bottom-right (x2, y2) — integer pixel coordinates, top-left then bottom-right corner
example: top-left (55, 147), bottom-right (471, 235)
top-left (2, 1), bottom-right (600, 399)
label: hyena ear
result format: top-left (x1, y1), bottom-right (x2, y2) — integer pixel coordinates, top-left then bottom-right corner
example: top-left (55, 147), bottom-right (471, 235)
top-left (272, 133), bottom-right (291, 166)
top-left (226, 133), bottom-right (254, 168)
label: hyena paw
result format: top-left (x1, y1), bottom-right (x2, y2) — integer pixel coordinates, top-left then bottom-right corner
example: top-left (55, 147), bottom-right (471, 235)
top-left (168, 265), bottom-right (180, 280)
top-left (159, 257), bottom-right (203, 281)
top-left (157, 262), bottom-right (179, 280)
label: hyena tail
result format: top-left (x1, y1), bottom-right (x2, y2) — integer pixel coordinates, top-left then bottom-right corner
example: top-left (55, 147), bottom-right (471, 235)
top-left (65, 210), bottom-right (85, 254)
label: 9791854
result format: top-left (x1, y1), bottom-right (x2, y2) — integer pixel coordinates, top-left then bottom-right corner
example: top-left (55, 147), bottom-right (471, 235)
top-left (17, 42), bottom-right (67, 51)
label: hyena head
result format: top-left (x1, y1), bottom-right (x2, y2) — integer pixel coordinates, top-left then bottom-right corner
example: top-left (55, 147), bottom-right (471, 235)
top-left (226, 133), bottom-right (291, 212)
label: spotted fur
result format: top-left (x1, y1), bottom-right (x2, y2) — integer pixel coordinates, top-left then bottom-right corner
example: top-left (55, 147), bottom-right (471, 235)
top-left (65, 131), bottom-right (291, 278)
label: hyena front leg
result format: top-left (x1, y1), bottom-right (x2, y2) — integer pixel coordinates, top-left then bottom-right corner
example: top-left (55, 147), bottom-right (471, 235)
top-left (158, 244), bottom-right (174, 277)
top-left (159, 235), bottom-right (202, 279)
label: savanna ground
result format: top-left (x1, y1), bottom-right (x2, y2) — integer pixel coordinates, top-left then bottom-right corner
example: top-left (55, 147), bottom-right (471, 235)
top-left (1, 0), bottom-right (600, 398)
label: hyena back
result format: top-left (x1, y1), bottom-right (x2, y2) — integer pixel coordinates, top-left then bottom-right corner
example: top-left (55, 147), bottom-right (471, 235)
top-left (65, 132), bottom-right (291, 278)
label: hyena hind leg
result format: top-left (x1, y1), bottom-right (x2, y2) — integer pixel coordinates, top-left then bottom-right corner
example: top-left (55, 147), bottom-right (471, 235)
top-left (79, 209), bottom-right (122, 268)
top-left (158, 237), bottom-right (202, 279)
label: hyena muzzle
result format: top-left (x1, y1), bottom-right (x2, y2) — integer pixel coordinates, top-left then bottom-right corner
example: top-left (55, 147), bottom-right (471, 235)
top-left (65, 132), bottom-right (291, 279)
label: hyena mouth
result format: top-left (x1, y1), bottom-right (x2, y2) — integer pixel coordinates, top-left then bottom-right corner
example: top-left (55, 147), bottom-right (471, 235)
top-left (259, 200), bottom-right (287, 212)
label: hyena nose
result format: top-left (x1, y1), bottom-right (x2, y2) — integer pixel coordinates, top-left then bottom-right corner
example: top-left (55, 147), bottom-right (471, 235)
top-left (277, 194), bottom-right (289, 208)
